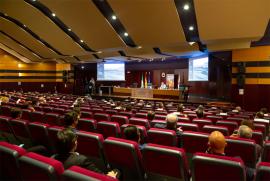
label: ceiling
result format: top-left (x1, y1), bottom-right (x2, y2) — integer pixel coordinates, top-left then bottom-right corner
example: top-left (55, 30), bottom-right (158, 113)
top-left (0, 0), bottom-right (269, 63)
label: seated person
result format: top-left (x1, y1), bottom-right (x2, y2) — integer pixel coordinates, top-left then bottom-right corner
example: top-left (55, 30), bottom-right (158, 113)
top-left (147, 111), bottom-right (155, 122)
top-left (64, 111), bottom-right (80, 132)
top-left (207, 131), bottom-right (254, 181)
top-left (155, 113), bottom-right (183, 136)
top-left (53, 128), bottom-right (118, 178)
top-left (254, 111), bottom-right (269, 123)
top-left (124, 125), bottom-right (145, 150)
top-left (156, 103), bottom-right (165, 111)
top-left (196, 109), bottom-right (204, 119)
top-left (260, 107), bottom-right (268, 116)
top-left (125, 104), bottom-right (132, 112)
top-left (232, 106), bottom-right (242, 113)
top-left (172, 104), bottom-right (186, 116)
top-left (160, 82), bottom-right (167, 89)
top-left (10, 108), bottom-right (22, 119)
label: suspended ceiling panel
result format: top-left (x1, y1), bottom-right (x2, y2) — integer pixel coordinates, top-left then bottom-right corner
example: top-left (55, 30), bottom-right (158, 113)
top-left (0, 33), bottom-right (39, 61)
top-left (207, 39), bottom-right (254, 51)
top-left (60, 57), bottom-right (79, 64)
top-left (124, 47), bottom-right (157, 57)
top-left (195, 0), bottom-right (270, 42)
top-left (0, 0), bottom-right (85, 55)
top-left (159, 43), bottom-right (199, 55)
top-left (108, 0), bottom-right (186, 47)
top-left (40, 0), bottom-right (125, 51)
top-left (0, 18), bottom-right (57, 58)
top-left (96, 51), bottom-right (121, 59)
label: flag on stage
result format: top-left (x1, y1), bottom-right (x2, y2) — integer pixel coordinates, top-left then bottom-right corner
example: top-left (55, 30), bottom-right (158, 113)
top-left (144, 72), bottom-right (148, 88)
top-left (141, 73), bottom-right (144, 88)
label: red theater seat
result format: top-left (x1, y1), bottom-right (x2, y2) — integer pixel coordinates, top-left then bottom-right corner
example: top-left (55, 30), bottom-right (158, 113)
top-left (94, 113), bottom-right (110, 122)
top-left (97, 121), bottom-right (120, 138)
top-left (103, 137), bottom-right (144, 180)
top-left (255, 162), bottom-right (270, 181)
top-left (154, 114), bottom-right (166, 120)
top-left (43, 113), bottom-right (60, 126)
top-left (61, 166), bottom-right (118, 181)
top-left (206, 115), bottom-right (223, 124)
top-left (22, 109), bottom-right (32, 121)
top-left (142, 143), bottom-right (190, 181)
top-left (181, 131), bottom-right (209, 154)
top-left (262, 141), bottom-right (270, 162)
top-left (202, 125), bottom-right (229, 136)
top-left (129, 117), bottom-right (150, 129)
top-left (48, 126), bottom-right (64, 153)
top-left (29, 122), bottom-right (51, 150)
top-left (77, 118), bottom-right (97, 132)
top-left (0, 106), bottom-right (11, 117)
top-left (0, 141), bottom-right (27, 180)
top-left (9, 119), bottom-right (32, 148)
top-left (135, 112), bottom-right (147, 119)
top-left (121, 124), bottom-right (148, 144)
top-left (192, 152), bottom-right (246, 181)
top-left (0, 116), bottom-right (15, 141)
top-left (150, 119), bottom-right (166, 128)
top-left (216, 120), bottom-right (238, 135)
top-left (147, 128), bottom-right (177, 147)
top-left (177, 122), bottom-right (199, 132)
top-left (19, 152), bottom-right (64, 180)
top-left (192, 119), bottom-right (212, 131)
top-left (80, 111), bottom-right (93, 119)
top-left (31, 111), bottom-right (45, 123)
top-left (111, 115), bottom-right (129, 126)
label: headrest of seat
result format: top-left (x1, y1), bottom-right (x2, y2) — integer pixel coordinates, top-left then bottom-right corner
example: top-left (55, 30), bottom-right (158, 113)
top-left (0, 141), bottom-right (26, 156)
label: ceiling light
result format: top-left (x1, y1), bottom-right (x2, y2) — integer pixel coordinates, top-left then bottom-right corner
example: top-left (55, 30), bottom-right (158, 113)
top-left (111, 15), bottom-right (117, 20)
top-left (32, 0), bottom-right (37, 1)
top-left (137, 46), bottom-right (142, 49)
top-left (189, 42), bottom-right (196, 46)
top-left (189, 26), bottom-right (194, 31)
top-left (80, 40), bottom-right (84, 43)
top-left (68, 28), bottom-right (71, 31)
top-left (97, 51), bottom-right (102, 54)
top-left (124, 32), bottom-right (128, 37)
top-left (52, 13), bottom-right (56, 17)
top-left (81, 66), bottom-right (84, 69)
top-left (161, 58), bottom-right (165, 61)
top-left (4, 13), bottom-right (8, 16)
top-left (23, 24), bottom-right (26, 27)
top-left (183, 4), bottom-right (189, 10)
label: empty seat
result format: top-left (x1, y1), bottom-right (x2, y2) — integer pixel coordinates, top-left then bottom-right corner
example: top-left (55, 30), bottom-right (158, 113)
top-left (43, 106), bottom-right (53, 113)
top-left (76, 131), bottom-right (106, 170)
top-left (178, 117), bottom-right (190, 123)
top-left (97, 121), bottom-right (120, 138)
top-left (252, 130), bottom-right (263, 146)
top-left (142, 143), bottom-right (190, 181)
top-left (192, 119), bottom-right (212, 131)
top-left (94, 113), bottom-right (110, 122)
top-left (9, 119), bottom-right (32, 148)
top-left (31, 111), bottom-right (45, 122)
top-left (177, 122), bottom-right (199, 132)
top-left (206, 115), bottom-right (223, 124)
top-left (48, 126), bottom-right (64, 153)
top-left (254, 119), bottom-right (269, 136)
top-left (129, 117), bottom-right (150, 129)
top-left (154, 114), bottom-right (166, 120)
top-left (91, 108), bottom-right (104, 114)
top-left (226, 117), bottom-right (244, 125)
top-left (225, 137), bottom-right (257, 168)
top-left (192, 152), bottom-right (246, 181)
top-left (62, 166), bottom-right (118, 181)
top-left (0, 106), bottom-right (11, 117)
top-left (202, 125), bottom-right (229, 136)
top-left (150, 119), bottom-right (166, 128)
top-left (118, 111), bottom-right (133, 118)
top-left (22, 109), bottom-right (32, 121)
top-left (262, 141), bottom-right (270, 162)
top-left (77, 118), bottom-right (97, 132)
top-left (0, 141), bottom-right (26, 180)
top-left (29, 122), bottom-right (51, 150)
top-left (0, 116), bottom-right (16, 142)
top-left (111, 115), bottom-right (129, 126)
top-left (19, 152), bottom-right (64, 180)
top-left (103, 137), bottom-right (144, 180)
top-left (53, 108), bottom-right (65, 115)
top-left (135, 112), bottom-right (147, 119)
top-left (80, 111), bottom-right (93, 119)
top-left (43, 113), bottom-right (60, 126)
top-left (255, 162), bottom-right (270, 181)
top-left (105, 109), bottom-right (118, 115)
top-left (121, 124), bottom-right (148, 144)
top-left (147, 128), bottom-right (177, 147)
top-left (181, 131), bottom-right (209, 154)
top-left (216, 120), bottom-right (238, 135)
top-left (254, 123), bottom-right (266, 138)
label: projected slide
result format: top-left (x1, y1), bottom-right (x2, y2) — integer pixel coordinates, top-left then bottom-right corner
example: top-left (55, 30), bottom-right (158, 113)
top-left (97, 62), bottom-right (125, 81)
top-left (188, 56), bottom-right (209, 81)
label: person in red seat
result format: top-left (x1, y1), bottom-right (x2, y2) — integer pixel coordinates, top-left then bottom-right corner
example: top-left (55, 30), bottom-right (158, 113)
top-left (206, 131), bottom-right (227, 156)
top-left (147, 111), bottom-right (155, 122)
top-left (53, 128), bottom-right (118, 178)
top-left (154, 113), bottom-right (183, 136)
top-left (196, 109), bottom-right (204, 119)
top-left (124, 125), bottom-right (146, 150)
top-left (64, 111), bottom-right (80, 132)
top-left (10, 108), bottom-right (22, 119)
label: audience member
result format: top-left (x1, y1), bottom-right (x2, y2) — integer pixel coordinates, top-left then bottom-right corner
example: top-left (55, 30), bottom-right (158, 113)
top-left (64, 111), bottom-right (79, 132)
top-left (147, 111), bottom-right (155, 122)
top-left (254, 111), bottom-right (269, 123)
top-left (53, 128), bottom-right (118, 178)
top-left (196, 109), bottom-right (204, 118)
top-left (155, 113), bottom-right (183, 136)
top-left (123, 125), bottom-right (145, 150)
top-left (10, 108), bottom-right (22, 119)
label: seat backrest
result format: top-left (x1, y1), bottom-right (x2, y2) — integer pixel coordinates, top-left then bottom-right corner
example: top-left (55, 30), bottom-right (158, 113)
top-left (181, 131), bottom-right (209, 154)
top-left (19, 152), bottom-right (64, 181)
top-left (77, 118), bottom-right (97, 132)
top-left (135, 112), bottom-right (147, 119)
top-left (254, 123), bottom-right (266, 139)
top-left (48, 126), bottom-right (64, 153)
top-left (205, 115), bottom-right (223, 124)
top-left (94, 113), bottom-right (110, 122)
top-left (97, 121), bottom-right (120, 138)
top-left (150, 119), bottom-right (166, 128)
top-left (80, 111), bottom-right (93, 119)
top-left (9, 119), bottom-right (31, 139)
top-left (192, 119), bottom-right (213, 131)
top-left (142, 143), bottom-right (190, 181)
top-left (178, 116), bottom-right (191, 123)
top-left (129, 117), bottom-right (150, 129)
top-left (225, 137), bottom-right (257, 168)
top-left (0, 115), bottom-right (12, 133)
top-left (252, 130), bottom-right (263, 146)
top-left (202, 125), bottom-right (229, 136)
top-left (0, 106), bottom-right (11, 117)
top-left (121, 124), bottom-right (148, 144)
top-left (43, 113), bottom-right (60, 126)
top-left (31, 111), bottom-right (45, 122)
top-left (262, 141), bottom-right (270, 162)
top-left (62, 166), bottom-right (118, 181)
top-left (22, 109), bottom-right (32, 121)
top-left (42, 106), bottom-right (53, 113)
top-left (216, 120), bottom-right (238, 135)
top-left (0, 141), bottom-right (26, 180)
top-left (105, 109), bottom-right (118, 115)
top-left (91, 108), bottom-right (104, 114)
top-left (147, 128), bottom-right (177, 146)
top-left (192, 152), bottom-right (246, 181)
top-left (255, 162), bottom-right (270, 181)
top-left (119, 111), bottom-right (133, 118)
top-left (111, 115), bottom-right (128, 126)
top-left (226, 117), bottom-right (244, 125)
top-left (103, 137), bottom-right (144, 180)
top-left (76, 131), bottom-right (106, 169)
top-left (52, 108), bottom-right (65, 115)
top-left (154, 114), bottom-right (166, 120)
top-left (177, 122), bottom-right (199, 132)
top-left (29, 122), bottom-right (51, 148)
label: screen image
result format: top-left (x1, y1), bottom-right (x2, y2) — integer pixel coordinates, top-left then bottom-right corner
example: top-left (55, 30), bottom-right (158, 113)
top-left (188, 56), bottom-right (209, 81)
top-left (97, 62), bottom-right (125, 81)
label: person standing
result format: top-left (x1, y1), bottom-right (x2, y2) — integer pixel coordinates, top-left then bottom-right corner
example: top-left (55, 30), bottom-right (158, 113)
top-left (89, 77), bottom-right (95, 95)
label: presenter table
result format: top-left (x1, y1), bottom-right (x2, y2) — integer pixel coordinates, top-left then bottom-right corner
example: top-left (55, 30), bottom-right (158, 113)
top-left (113, 87), bottom-right (181, 99)
top-left (99, 86), bottom-right (113, 95)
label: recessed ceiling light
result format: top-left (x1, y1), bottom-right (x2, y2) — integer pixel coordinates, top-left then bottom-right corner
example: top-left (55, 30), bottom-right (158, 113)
top-left (137, 46), bottom-right (142, 49)
top-left (124, 32), bottom-right (128, 37)
top-left (81, 66), bottom-right (84, 69)
top-left (97, 51), bottom-right (102, 54)
top-left (189, 26), bottom-right (194, 31)
top-left (80, 40), bottom-right (84, 43)
top-left (68, 28), bottom-right (71, 31)
top-left (111, 15), bottom-right (117, 20)
top-left (189, 42), bottom-right (196, 45)
top-left (52, 13), bottom-right (56, 17)
top-left (23, 24), bottom-right (26, 27)
top-left (32, 0), bottom-right (37, 1)
top-left (183, 4), bottom-right (189, 10)
top-left (161, 58), bottom-right (165, 61)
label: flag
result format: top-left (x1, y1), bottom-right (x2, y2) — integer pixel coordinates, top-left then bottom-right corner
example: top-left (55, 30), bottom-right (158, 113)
top-left (141, 73), bottom-right (144, 88)
top-left (148, 72), bottom-right (151, 83)
top-left (144, 72), bottom-right (148, 88)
